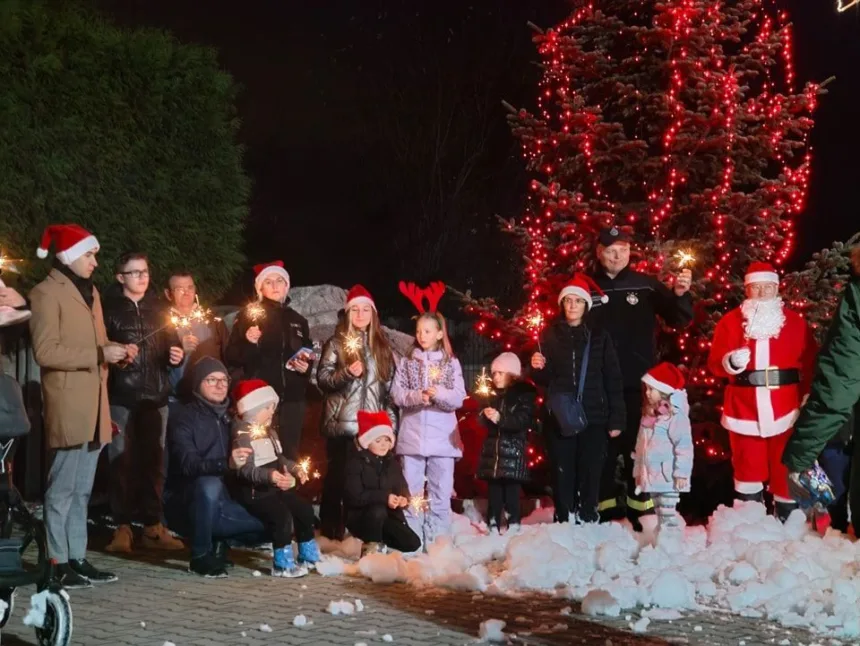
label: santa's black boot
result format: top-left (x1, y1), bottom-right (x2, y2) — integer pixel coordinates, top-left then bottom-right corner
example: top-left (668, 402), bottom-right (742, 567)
top-left (774, 501), bottom-right (799, 523)
top-left (734, 490), bottom-right (764, 504)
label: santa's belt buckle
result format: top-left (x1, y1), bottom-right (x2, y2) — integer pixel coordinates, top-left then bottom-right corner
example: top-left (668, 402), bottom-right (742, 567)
top-left (764, 366), bottom-right (779, 390)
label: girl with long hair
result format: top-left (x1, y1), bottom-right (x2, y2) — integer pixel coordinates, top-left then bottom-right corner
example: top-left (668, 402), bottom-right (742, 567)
top-left (317, 285), bottom-right (396, 540)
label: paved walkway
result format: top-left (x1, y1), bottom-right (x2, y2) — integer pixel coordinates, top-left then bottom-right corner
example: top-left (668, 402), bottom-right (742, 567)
top-left (0, 535), bottom-right (823, 646)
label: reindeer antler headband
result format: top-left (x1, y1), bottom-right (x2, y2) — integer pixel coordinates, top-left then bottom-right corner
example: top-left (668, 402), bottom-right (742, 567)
top-left (398, 281), bottom-right (446, 314)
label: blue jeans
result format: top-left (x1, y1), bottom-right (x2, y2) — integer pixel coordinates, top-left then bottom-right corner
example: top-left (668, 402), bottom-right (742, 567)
top-left (166, 476), bottom-right (266, 558)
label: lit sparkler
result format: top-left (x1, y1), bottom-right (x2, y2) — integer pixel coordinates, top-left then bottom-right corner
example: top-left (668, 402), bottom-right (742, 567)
top-left (525, 309), bottom-right (545, 353)
top-left (246, 302), bottom-right (266, 323)
top-left (409, 495), bottom-right (428, 513)
top-left (343, 332), bottom-right (363, 360)
top-left (427, 364), bottom-right (443, 385)
top-left (296, 457), bottom-right (312, 481)
top-left (474, 367), bottom-right (494, 399)
top-left (246, 423), bottom-right (268, 440)
top-left (140, 304), bottom-right (211, 343)
top-left (674, 249), bottom-right (696, 269)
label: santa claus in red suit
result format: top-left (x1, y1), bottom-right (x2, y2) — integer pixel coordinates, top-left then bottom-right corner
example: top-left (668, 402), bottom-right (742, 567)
top-left (707, 262), bottom-right (817, 521)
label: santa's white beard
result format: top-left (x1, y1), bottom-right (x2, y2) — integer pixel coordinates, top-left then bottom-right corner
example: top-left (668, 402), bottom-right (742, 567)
top-left (741, 297), bottom-right (785, 340)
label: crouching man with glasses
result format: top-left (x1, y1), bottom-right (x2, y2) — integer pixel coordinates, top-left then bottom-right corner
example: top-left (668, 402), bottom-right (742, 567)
top-left (164, 358), bottom-right (266, 577)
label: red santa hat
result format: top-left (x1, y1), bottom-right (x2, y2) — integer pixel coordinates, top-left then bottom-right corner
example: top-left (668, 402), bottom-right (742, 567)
top-left (36, 224), bottom-right (100, 266)
top-left (346, 284), bottom-right (376, 310)
top-left (641, 362), bottom-right (685, 395)
top-left (744, 262), bottom-right (780, 286)
top-left (557, 273), bottom-right (609, 309)
top-left (253, 261), bottom-right (290, 297)
top-left (356, 410), bottom-right (396, 450)
top-left (232, 379), bottom-right (280, 416)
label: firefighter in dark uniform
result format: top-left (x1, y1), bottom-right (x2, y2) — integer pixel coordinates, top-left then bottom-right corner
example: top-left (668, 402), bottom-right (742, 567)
top-left (589, 227), bottom-right (694, 529)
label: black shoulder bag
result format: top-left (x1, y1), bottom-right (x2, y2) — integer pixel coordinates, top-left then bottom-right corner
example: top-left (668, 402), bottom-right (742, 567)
top-left (547, 329), bottom-right (591, 437)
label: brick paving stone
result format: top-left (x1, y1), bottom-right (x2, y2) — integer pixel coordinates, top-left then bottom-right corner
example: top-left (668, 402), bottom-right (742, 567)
top-left (0, 544), bottom-right (829, 646)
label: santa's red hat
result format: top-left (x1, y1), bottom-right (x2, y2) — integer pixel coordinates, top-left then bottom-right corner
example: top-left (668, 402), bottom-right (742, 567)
top-left (36, 224), bottom-right (99, 266)
top-left (356, 410), bottom-right (395, 450)
top-left (744, 262), bottom-right (779, 286)
top-left (641, 362), bottom-right (685, 395)
top-left (557, 273), bottom-right (609, 310)
top-left (346, 284), bottom-right (375, 310)
top-left (253, 261), bottom-right (290, 297)
top-left (232, 379), bottom-right (279, 416)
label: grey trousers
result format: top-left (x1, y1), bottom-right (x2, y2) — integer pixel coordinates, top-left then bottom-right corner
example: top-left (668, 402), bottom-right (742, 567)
top-left (654, 492), bottom-right (681, 528)
top-left (45, 442), bottom-right (103, 563)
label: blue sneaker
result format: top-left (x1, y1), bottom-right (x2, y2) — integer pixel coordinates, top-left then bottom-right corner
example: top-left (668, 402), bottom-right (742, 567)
top-left (297, 539), bottom-right (321, 565)
top-left (272, 546), bottom-right (308, 578)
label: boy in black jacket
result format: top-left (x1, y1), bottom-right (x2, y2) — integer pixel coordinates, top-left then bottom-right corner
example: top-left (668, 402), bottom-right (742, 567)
top-left (230, 379), bottom-right (320, 577)
top-left (344, 411), bottom-right (421, 556)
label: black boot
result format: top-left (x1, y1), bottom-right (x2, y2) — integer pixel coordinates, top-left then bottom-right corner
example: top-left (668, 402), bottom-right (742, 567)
top-left (188, 552), bottom-right (227, 578)
top-left (774, 501), bottom-right (799, 523)
top-left (69, 559), bottom-right (117, 583)
top-left (735, 490), bottom-right (764, 503)
top-left (53, 562), bottom-right (92, 589)
top-left (213, 540), bottom-right (234, 569)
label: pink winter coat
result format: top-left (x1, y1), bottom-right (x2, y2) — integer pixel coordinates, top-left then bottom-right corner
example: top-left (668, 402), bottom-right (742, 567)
top-left (391, 350), bottom-right (466, 459)
top-left (632, 389), bottom-right (693, 494)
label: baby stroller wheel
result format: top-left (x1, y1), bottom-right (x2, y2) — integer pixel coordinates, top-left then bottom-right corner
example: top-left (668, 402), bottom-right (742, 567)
top-left (0, 587), bottom-right (14, 627)
top-left (34, 589), bottom-right (72, 646)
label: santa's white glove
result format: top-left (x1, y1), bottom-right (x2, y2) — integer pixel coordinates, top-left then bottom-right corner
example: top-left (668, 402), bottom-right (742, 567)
top-left (728, 347), bottom-right (751, 371)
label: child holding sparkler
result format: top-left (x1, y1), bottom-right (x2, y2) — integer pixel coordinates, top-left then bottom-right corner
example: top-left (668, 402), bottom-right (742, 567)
top-left (225, 261), bottom-right (311, 460)
top-left (344, 411), bottom-right (421, 556)
top-left (317, 285), bottom-right (396, 540)
top-left (391, 281), bottom-right (466, 547)
top-left (477, 353), bottom-right (536, 531)
top-left (631, 363), bottom-right (693, 530)
top-left (229, 379), bottom-right (320, 577)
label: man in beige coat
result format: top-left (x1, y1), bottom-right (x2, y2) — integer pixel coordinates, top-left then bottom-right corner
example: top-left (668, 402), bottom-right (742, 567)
top-left (29, 224), bottom-right (131, 589)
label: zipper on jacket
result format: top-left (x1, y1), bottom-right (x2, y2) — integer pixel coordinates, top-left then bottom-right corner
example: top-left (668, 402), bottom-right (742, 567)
top-left (492, 399), bottom-right (504, 478)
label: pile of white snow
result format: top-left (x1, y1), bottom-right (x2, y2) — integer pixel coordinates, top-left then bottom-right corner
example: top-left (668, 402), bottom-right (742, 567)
top-left (319, 502), bottom-right (860, 638)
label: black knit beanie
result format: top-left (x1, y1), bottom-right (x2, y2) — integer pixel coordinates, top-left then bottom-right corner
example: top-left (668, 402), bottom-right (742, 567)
top-left (192, 356), bottom-right (228, 393)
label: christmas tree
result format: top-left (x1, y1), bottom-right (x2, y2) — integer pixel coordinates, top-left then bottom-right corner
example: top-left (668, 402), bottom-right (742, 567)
top-left (465, 0), bottom-right (828, 419)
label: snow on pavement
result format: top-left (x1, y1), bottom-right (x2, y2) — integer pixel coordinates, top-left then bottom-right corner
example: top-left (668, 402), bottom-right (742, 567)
top-left (318, 502), bottom-right (860, 638)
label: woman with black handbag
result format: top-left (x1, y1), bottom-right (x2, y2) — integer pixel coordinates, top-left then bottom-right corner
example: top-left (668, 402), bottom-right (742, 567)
top-left (530, 274), bottom-right (625, 523)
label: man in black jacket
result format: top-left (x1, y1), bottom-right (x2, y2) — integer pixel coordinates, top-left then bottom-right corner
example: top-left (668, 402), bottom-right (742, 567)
top-left (225, 261), bottom-right (311, 459)
top-left (103, 251), bottom-right (185, 553)
top-left (164, 357), bottom-right (264, 577)
top-left (589, 227), bottom-right (694, 528)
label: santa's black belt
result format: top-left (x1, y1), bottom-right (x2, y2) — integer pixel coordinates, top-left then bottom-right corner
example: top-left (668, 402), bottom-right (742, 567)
top-left (732, 368), bottom-right (800, 389)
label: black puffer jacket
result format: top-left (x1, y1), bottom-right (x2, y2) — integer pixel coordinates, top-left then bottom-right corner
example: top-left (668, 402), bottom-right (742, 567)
top-left (102, 289), bottom-right (175, 408)
top-left (477, 381), bottom-right (536, 482)
top-left (531, 318), bottom-right (626, 433)
top-left (343, 445), bottom-right (410, 510)
top-left (225, 297), bottom-right (311, 402)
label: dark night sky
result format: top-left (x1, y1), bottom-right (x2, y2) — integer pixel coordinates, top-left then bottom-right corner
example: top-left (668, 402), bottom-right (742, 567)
top-left (90, 0), bottom-right (860, 310)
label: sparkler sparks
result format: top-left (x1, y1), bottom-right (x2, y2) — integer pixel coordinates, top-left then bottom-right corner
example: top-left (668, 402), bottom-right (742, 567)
top-left (409, 495), bottom-right (428, 513)
top-left (343, 332), bottom-right (363, 359)
top-left (674, 249), bottom-right (696, 268)
top-left (474, 367), bottom-right (494, 399)
top-left (427, 364), bottom-right (443, 385)
top-left (246, 424), bottom-right (268, 439)
top-left (297, 457), bottom-right (312, 480)
top-left (246, 302), bottom-right (266, 322)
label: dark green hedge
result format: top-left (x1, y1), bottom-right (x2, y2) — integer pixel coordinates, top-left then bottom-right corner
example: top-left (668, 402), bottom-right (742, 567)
top-left (0, 0), bottom-right (249, 298)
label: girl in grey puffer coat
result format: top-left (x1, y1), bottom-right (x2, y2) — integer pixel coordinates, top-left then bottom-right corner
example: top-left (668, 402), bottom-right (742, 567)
top-left (316, 287), bottom-right (396, 539)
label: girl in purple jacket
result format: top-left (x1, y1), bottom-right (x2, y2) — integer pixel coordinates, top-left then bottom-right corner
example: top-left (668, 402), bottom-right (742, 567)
top-left (391, 284), bottom-right (466, 548)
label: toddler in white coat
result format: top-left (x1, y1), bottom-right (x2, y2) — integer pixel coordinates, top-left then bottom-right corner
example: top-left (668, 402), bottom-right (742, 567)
top-left (632, 362), bottom-right (693, 529)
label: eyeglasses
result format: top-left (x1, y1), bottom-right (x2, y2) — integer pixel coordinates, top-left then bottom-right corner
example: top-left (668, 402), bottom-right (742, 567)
top-left (203, 377), bottom-right (229, 387)
top-left (262, 278), bottom-right (287, 288)
top-left (171, 286), bottom-right (196, 294)
top-left (121, 270), bottom-right (150, 279)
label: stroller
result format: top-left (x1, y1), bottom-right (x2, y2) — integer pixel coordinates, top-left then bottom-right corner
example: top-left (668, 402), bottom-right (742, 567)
top-left (0, 371), bottom-right (72, 645)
